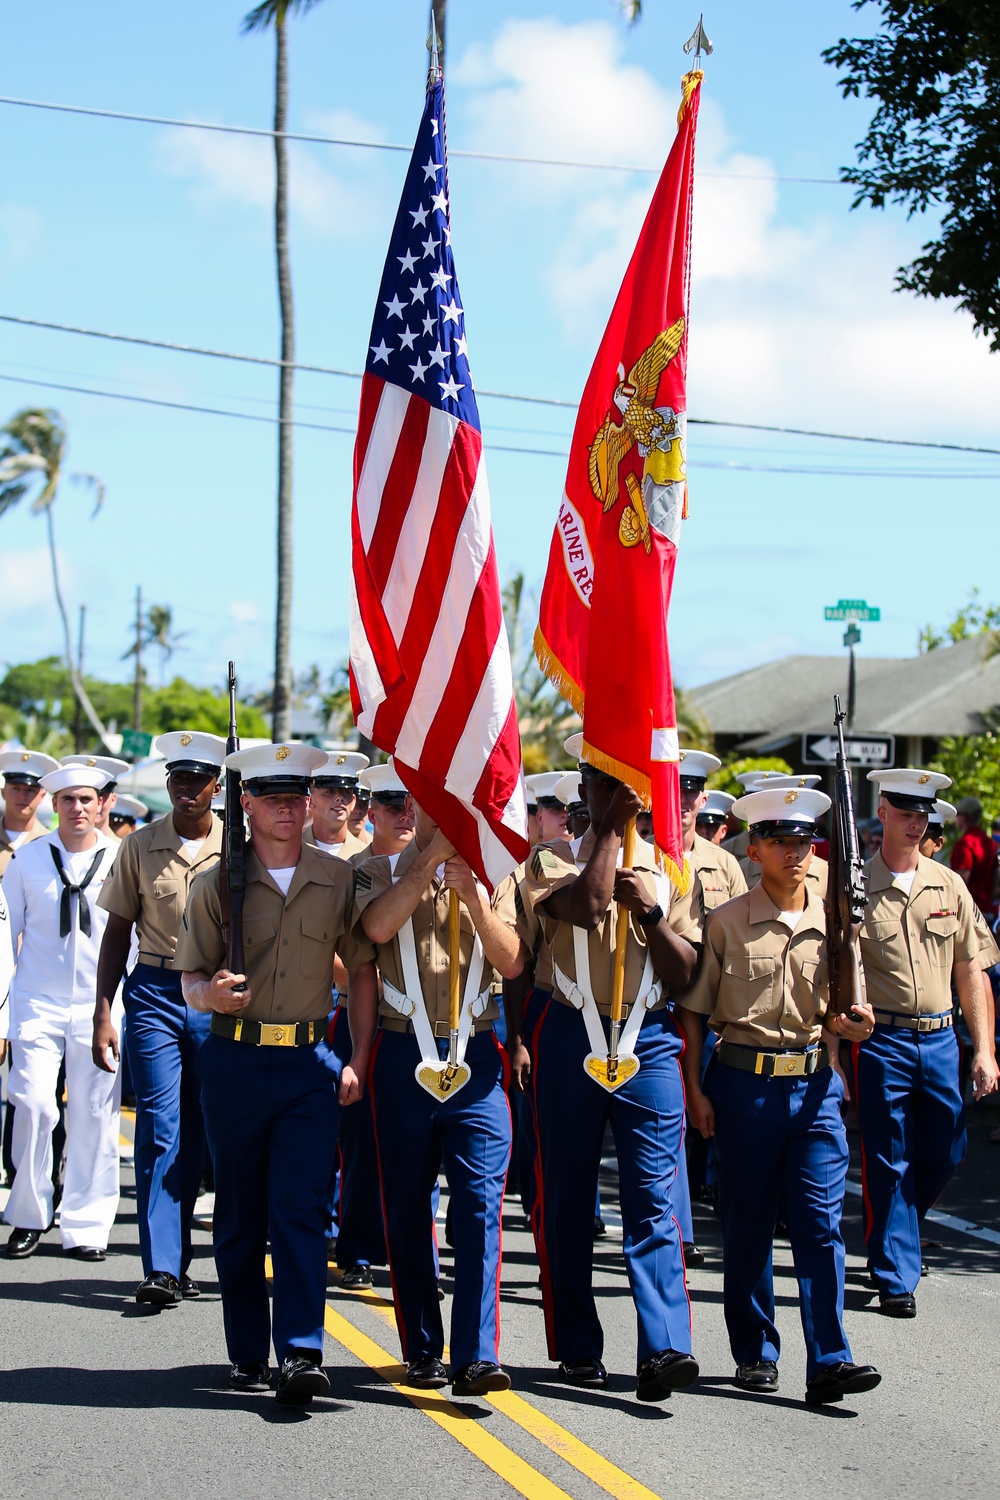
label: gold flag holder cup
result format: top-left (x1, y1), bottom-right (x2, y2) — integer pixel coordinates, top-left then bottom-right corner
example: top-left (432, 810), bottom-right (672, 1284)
top-left (583, 818), bottom-right (640, 1093)
top-left (415, 888), bottom-right (471, 1100)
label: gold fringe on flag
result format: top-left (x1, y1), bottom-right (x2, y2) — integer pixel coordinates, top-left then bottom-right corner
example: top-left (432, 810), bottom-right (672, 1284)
top-left (678, 69), bottom-right (703, 123)
top-left (533, 625), bottom-right (585, 716)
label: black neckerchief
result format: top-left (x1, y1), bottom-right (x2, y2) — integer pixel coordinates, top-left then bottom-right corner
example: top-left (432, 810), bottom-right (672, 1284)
top-left (49, 842), bottom-right (106, 938)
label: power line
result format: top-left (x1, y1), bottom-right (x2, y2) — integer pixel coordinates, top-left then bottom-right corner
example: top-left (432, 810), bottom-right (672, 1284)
top-left (4, 313), bottom-right (1000, 458)
top-left (0, 94), bottom-right (845, 185)
top-left (1, 371), bottom-right (998, 478)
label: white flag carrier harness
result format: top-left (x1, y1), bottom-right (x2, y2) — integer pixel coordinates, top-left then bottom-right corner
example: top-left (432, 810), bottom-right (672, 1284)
top-left (379, 852), bottom-right (493, 1074)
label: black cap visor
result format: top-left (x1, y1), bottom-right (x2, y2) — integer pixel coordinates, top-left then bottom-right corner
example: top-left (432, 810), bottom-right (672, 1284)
top-left (882, 791), bottom-right (935, 814)
top-left (2, 772), bottom-right (42, 787)
top-left (679, 776), bottom-right (708, 792)
top-left (166, 759), bottom-right (222, 778)
top-left (696, 810), bottom-right (727, 825)
top-left (243, 776), bottom-right (312, 797)
top-left (372, 791), bottom-right (408, 808)
top-left (748, 820), bottom-right (818, 840)
top-left (536, 795), bottom-right (565, 811)
top-left (311, 776), bottom-right (359, 792)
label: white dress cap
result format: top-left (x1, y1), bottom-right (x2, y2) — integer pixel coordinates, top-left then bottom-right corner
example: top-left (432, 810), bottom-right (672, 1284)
top-left (735, 770), bottom-right (821, 792)
top-left (698, 789), bottom-right (736, 820)
top-left (678, 748), bottom-right (722, 782)
top-left (563, 731), bottom-right (585, 762)
top-left (61, 753), bottom-right (130, 785)
top-left (0, 750), bottom-right (61, 784)
top-left (41, 765), bottom-right (112, 796)
top-left (553, 771), bottom-right (585, 807)
top-left (312, 749), bottom-right (370, 785)
top-left (866, 767), bottom-right (951, 811)
top-left (154, 731), bottom-right (228, 772)
top-left (224, 743), bottom-right (327, 787)
top-left (927, 798), bottom-right (957, 826)
top-left (731, 786), bottom-right (832, 829)
top-left (112, 794), bottom-right (149, 821)
top-left (361, 760), bottom-right (409, 798)
top-left (525, 772), bottom-right (566, 803)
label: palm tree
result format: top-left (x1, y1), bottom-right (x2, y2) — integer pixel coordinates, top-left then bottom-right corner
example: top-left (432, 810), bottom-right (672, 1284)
top-left (503, 573), bottom-right (581, 771)
top-left (242, 0), bottom-right (324, 742)
top-left (0, 408), bottom-right (112, 747)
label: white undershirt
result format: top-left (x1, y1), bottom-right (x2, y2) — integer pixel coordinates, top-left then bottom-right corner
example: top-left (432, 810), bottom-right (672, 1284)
top-left (178, 836), bottom-right (206, 858)
top-left (3, 826), bottom-right (30, 850)
top-left (314, 838), bottom-right (347, 858)
top-left (777, 909), bottom-right (804, 932)
top-left (266, 865), bottom-right (295, 896)
top-left (887, 868), bottom-right (917, 895)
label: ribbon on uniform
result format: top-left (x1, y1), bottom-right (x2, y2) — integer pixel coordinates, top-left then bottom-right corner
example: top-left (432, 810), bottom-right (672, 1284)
top-left (49, 843), bottom-right (106, 937)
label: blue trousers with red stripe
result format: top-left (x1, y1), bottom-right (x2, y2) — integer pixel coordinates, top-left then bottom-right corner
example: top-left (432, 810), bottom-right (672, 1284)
top-left (855, 1022), bottom-right (966, 1296)
top-left (709, 1059), bottom-right (851, 1381)
top-left (533, 1001), bottom-right (691, 1368)
top-left (370, 1028), bottom-right (511, 1372)
top-left (329, 1005), bottom-right (387, 1268)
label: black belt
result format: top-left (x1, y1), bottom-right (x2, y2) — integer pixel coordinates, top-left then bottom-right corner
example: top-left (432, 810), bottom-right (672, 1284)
top-left (873, 1010), bottom-right (953, 1033)
top-left (719, 1040), bottom-right (829, 1078)
top-left (210, 1014), bottom-right (324, 1047)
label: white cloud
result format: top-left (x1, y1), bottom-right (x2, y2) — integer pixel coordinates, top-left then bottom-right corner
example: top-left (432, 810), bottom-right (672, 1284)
top-left (229, 599), bottom-right (261, 624)
top-left (0, 546), bottom-right (68, 616)
top-left (153, 113), bottom-right (390, 238)
top-left (0, 203), bottom-right (42, 268)
top-left (453, 18), bottom-right (1000, 442)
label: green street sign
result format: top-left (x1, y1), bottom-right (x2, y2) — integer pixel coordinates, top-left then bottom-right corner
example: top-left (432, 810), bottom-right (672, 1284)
top-left (843, 623), bottom-right (862, 648)
top-left (120, 728), bottom-right (154, 760)
top-left (824, 598), bottom-right (881, 623)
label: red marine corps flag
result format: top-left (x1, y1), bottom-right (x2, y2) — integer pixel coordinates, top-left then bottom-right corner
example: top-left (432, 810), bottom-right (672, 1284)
top-left (349, 59), bottom-right (529, 891)
top-left (534, 71), bottom-right (703, 892)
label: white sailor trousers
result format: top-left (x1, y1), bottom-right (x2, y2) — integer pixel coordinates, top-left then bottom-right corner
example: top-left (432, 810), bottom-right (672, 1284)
top-left (7, 998), bottom-right (121, 1247)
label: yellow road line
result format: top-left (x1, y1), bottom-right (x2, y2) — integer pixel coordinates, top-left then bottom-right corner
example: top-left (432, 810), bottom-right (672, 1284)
top-left (322, 1302), bottom-right (573, 1500)
top-left (334, 1279), bottom-right (662, 1500)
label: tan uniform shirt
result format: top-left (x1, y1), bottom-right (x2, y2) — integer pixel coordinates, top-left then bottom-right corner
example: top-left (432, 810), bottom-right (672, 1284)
top-left (0, 822), bottom-right (47, 878)
top-left (972, 903), bottom-right (1000, 970)
top-left (693, 834), bottom-right (748, 913)
top-left (739, 850), bottom-right (829, 901)
top-left (304, 824), bottom-right (367, 861)
top-left (98, 812), bottom-right (223, 965)
top-left (723, 829), bottom-right (750, 861)
top-left (520, 833), bottom-right (699, 1014)
top-left (176, 842), bottom-right (374, 1025)
top-left (352, 839), bottom-right (515, 1026)
top-left (860, 851), bottom-right (980, 1018)
top-left (678, 883), bottom-right (831, 1050)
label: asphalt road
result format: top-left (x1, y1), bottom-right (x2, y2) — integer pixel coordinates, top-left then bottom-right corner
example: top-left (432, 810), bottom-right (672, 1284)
top-left (3, 1103), bottom-right (1000, 1500)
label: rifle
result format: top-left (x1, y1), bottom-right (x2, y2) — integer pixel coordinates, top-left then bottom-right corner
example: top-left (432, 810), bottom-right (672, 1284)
top-left (826, 693), bottom-right (867, 1016)
top-left (219, 661), bottom-right (247, 990)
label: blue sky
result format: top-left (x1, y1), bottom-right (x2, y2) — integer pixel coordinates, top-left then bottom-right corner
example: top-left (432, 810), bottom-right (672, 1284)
top-left (1, 0), bottom-right (998, 710)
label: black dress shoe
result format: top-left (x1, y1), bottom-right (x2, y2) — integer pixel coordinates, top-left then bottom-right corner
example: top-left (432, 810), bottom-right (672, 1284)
top-left (593, 1216), bottom-right (607, 1239)
top-left (341, 1263), bottom-right (374, 1289)
top-left (805, 1361), bottom-right (881, 1405)
top-left (65, 1245), bottom-right (106, 1262)
top-left (558, 1358), bottom-right (608, 1388)
top-left (636, 1349), bottom-right (699, 1403)
top-left (405, 1356), bottom-right (448, 1389)
top-left (683, 1242), bottom-right (705, 1268)
top-left (135, 1272), bottom-right (180, 1307)
top-left (735, 1360), bottom-right (779, 1393)
top-left (180, 1275), bottom-right (200, 1299)
top-left (5, 1228), bottom-right (42, 1259)
top-left (452, 1361), bottom-right (511, 1396)
top-left (879, 1292), bottom-right (916, 1318)
top-left (230, 1361), bottom-right (271, 1391)
top-left (275, 1353), bottom-right (330, 1406)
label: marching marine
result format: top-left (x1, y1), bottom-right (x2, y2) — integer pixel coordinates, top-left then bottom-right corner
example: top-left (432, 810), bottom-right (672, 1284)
top-left (305, 751), bottom-right (370, 860)
top-left (857, 768), bottom-right (998, 1316)
top-left (354, 795), bottom-right (523, 1397)
top-left (676, 785), bottom-right (881, 1405)
top-left (0, 751), bottom-right (59, 877)
top-left (94, 731), bottom-right (226, 1305)
top-left (177, 743), bottom-right (379, 1404)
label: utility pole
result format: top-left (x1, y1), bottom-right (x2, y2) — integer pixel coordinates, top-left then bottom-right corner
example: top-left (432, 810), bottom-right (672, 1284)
top-left (73, 605), bottom-right (86, 752)
top-left (134, 586), bottom-right (144, 732)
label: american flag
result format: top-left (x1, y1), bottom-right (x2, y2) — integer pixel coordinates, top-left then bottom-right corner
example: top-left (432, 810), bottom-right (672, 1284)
top-left (349, 72), bottom-right (529, 890)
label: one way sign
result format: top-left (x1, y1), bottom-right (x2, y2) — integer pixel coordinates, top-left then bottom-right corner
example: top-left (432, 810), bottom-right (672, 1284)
top-left (802, 732), bottom-right (895, 767)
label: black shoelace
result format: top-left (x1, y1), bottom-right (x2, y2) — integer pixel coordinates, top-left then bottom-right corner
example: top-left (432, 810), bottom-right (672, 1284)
top-left (50, 842), bottom-right (106, 937)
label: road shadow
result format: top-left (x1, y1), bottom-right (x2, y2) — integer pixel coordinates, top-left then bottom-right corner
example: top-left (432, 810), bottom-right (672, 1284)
top-left (0, 1364), bottom-right (349, 1421)
top-left (509, 1365), bottom-right (672, 1419)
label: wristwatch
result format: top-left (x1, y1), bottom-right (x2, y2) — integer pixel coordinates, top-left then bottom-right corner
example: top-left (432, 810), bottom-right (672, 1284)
top-left (635, 903), bottom-right (664, 928)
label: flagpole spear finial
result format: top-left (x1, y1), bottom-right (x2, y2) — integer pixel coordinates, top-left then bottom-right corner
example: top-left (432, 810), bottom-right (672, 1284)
top-left (683, 14), bottom-right (713, 68)
top-left (427, 7), bottom-right (443, 88)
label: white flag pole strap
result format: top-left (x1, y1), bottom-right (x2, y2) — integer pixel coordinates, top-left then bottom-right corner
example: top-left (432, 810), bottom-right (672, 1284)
top-left (558, 920), bottom-right (659, 1092)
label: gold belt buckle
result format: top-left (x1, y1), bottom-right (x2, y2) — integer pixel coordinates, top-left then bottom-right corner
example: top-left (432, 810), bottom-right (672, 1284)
top-left (781, 1055), bottom-right (804, 1076)
top-left (259, 1022), bottom-right (296, 1047)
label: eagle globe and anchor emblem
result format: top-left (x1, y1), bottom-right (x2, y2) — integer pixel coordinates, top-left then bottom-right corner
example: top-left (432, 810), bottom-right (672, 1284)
top-left (587, 317), bottom-right (688, 554)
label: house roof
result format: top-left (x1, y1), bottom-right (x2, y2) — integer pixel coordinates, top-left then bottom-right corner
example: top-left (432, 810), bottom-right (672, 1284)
top-left (687, 635), bottom-right (1000, 749)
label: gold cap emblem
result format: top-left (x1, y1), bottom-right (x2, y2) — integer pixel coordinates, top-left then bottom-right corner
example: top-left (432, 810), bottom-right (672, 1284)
top-left (336, 754), bottom-right (347, 765)
top-left (275, 746), bottom-right (291, 761)
top-left (86, 758), bottom-right (97, 767)
top-left (918, 774), bottom-right (930, 784)
top-left (180, 733), bottom-right (193, 747)
top-left (798, 778), bottom-right (807, 786)
top-left (20, 752), bottom-right (30, 762)
top-left (784, 790), bottom-right (799, 804)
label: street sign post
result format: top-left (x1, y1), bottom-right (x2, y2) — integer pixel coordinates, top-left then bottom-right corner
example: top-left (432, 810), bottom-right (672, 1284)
top-left (803, 732), bottom-right (894, 768)
top-left (120, 728), bottom-right (154, 761)
top-left (824, 599), bottom-right (881, 622)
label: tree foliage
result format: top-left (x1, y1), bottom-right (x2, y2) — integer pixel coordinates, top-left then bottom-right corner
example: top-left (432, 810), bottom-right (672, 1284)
top-left (918, 586), bottom-right (1000, 652)
top-left (708, 755), bottom-right (794, 799)
top-left (929, 712), bottom-right (1000, 825)
top-left (823, 2), bottom-right (1000, 347)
